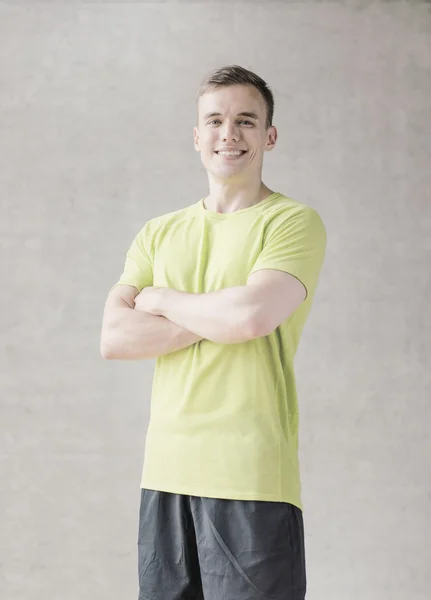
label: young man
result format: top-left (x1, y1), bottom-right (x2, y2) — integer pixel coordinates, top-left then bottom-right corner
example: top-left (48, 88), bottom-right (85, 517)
top-left (101, 65), bottom-right (327, 600)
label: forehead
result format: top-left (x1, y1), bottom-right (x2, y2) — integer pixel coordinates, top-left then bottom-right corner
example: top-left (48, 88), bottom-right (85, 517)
top-left (198, 84), bottom-right (265, 119)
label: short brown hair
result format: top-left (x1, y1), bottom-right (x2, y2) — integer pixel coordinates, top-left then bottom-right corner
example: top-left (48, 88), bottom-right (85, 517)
top-left (196, 65), bottom-right (275, 130)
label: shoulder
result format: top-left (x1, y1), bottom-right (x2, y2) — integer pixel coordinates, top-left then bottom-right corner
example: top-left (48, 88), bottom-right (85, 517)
top-left (263, 194), bottom-right (326, 236)
top-left (134, 202), bottom-right (198, 241)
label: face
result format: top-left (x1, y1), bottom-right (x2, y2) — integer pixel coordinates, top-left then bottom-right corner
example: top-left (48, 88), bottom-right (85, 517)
top-left (193, 84), bottom-right (277, 182)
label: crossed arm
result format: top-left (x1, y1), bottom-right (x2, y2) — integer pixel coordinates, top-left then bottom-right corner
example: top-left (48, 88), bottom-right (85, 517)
top-left (100, 270), bottom-right (307, 360)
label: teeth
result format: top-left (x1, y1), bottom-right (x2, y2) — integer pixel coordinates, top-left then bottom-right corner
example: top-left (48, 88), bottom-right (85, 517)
top-left (217, 151), bottom-right (244, 156)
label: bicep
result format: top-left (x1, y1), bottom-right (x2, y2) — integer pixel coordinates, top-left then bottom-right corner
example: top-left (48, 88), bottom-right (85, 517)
top-left (108, 284), bottom-right (140, 308)
top-left (102, 284), bottom-right (140, 327)
top-left (247, 269), bottom-right (307, 337)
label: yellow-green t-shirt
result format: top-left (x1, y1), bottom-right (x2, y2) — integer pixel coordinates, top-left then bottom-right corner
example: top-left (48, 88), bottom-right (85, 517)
top-left (112, 192), bottom-right (327, 510)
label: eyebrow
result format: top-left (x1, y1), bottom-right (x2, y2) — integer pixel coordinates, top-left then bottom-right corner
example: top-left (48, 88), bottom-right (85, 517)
top-left (203, 111), bottom-right (259, 121)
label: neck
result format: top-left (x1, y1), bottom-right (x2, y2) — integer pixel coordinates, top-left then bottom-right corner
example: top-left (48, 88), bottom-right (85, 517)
top-left (204, 179), bottom-right (274, 214)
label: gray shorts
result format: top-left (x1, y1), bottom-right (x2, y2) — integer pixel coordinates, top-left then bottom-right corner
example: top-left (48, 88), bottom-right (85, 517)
top-left (137, 488), bottom-right (307, 600)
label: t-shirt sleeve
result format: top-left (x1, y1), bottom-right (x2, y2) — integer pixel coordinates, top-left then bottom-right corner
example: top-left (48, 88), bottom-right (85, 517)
top-left (110, 225), bottom-right (153, 293)
top-left (248, 207), bottom-right (327, 300)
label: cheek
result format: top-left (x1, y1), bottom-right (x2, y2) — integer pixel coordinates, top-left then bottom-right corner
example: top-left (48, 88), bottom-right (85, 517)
top-left (200, 137), bottom-right (215, 155)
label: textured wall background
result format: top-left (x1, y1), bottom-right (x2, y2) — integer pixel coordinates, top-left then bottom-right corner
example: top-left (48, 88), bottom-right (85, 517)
top-left (1, 1), bottom-right (430, 599)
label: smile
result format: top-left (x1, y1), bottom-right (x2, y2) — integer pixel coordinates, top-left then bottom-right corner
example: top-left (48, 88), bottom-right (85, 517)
top-left (215, 151), bottom-right (247, 157)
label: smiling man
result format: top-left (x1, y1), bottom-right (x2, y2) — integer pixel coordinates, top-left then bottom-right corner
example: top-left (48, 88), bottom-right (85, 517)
top-left (194, 82), bottom-right (277, 215)
top-left (101, 65), bottom-right (327, 600)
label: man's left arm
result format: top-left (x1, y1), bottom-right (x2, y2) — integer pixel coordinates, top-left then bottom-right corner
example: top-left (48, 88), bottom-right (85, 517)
top-left (137, 285), bottom-right (258, 344)
top-left (135, 270), bottom-right (306, 345)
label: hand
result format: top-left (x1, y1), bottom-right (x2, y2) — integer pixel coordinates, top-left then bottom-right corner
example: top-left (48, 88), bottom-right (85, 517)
top-left (134, 286), bottom-right (163, 315)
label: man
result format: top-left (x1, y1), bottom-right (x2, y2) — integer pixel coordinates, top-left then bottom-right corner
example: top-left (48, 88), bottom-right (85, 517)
top-left (101, 64), bottom-right (327, 600)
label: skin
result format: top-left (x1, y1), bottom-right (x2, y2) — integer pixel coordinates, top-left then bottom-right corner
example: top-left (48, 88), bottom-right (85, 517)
top-left (135, 83), bottom-right (279, 316)
top-left (193, 83), bottom-right (278, 214)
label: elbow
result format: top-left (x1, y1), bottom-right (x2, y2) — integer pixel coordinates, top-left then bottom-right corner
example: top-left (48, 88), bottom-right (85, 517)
top-left (100, 344), bottom-right (114, 360)
top-left (100, 329), bottom-right (117, 359)
top-left (246, 311), bottom-right (272, 341)
top-left (100, 343), bottom-right (114, 360)
top-left (219, 317), bottom-right (261, 345)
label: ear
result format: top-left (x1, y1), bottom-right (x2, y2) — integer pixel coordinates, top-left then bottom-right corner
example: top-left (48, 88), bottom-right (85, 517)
top-left (264, 126), bottom-right (277, 151)
top-left (193, 127), bottom-right (201, 152)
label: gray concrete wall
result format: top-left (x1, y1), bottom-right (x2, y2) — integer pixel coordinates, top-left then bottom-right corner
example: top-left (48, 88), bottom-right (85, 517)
top-left (1, 1), bottom-right (430, 599)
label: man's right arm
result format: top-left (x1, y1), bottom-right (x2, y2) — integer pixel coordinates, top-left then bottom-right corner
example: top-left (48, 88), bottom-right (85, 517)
top-left (100, 285), bottom-right (204, 360)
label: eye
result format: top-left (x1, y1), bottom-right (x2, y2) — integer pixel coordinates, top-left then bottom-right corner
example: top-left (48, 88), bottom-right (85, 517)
top-left (208, 119), bottom-right (253, 126)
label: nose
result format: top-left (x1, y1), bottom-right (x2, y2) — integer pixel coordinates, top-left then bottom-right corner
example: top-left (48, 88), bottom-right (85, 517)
top-left (221, 121), bottom-right (240, 142)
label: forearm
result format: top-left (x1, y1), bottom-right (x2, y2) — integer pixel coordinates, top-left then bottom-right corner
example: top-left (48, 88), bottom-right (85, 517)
top-left (101, 306), bottom-right (203, 360)
top-left (157, 285), bottom-right (258, 345)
